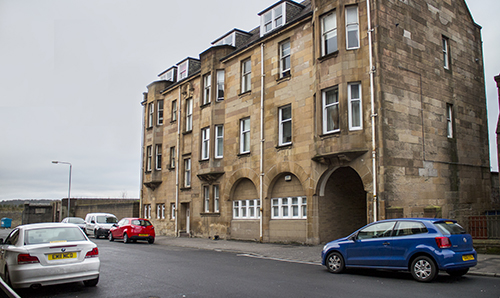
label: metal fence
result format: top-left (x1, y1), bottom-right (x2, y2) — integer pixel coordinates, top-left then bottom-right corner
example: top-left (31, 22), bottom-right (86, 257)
top-left (462, 215), bottom-right (500, 240)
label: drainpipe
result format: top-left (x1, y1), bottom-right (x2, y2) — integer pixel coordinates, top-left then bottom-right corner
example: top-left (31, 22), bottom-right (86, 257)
top-left (175, 87), bottom-right (181, 237)
top-left (260, 43), bottom-right (265, 242)
top-left (367, 0), bottom-right (378, 222)
top-left (140, 94), bottom-right (147, 219)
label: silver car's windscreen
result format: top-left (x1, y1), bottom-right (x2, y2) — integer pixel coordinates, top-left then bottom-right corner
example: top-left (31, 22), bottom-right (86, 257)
top-left (26, 227), bottom-right (86, 245)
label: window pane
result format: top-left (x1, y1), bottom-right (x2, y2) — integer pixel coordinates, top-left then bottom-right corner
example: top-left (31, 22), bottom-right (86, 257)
top-left (347, 27), bottom-right (359, 48)
top-left (325, 32), bottom-right (337, 55)
top-left (326, 105), bottom-right (339, 131)
top-left (351, 100), bottom-right (361, 127)
top-left (325, 89), bottom-right (338, 105)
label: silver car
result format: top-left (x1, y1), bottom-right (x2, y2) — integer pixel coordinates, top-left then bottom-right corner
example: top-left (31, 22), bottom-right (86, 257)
top-left (0, 223), bottom-right (100, 289)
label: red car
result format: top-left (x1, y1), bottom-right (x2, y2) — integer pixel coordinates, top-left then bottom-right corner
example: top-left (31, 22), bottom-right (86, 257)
top-left (108, 218), bottom-right (155, 244)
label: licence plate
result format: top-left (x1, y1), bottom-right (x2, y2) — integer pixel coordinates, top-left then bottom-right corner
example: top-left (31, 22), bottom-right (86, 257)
top-left (48, 252), bottom-right (76, 260)
top-left (462, 254), bottom-right (474, 261)
top-left (139, 234), bottom-right (149, 237)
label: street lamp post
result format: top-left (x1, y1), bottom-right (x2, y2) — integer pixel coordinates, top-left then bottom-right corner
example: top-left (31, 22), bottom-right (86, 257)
top-left (52, 161), bottom-right (72, 218)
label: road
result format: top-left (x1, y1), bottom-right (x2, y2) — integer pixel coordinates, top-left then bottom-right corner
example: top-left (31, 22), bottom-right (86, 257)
top-left (3, 237), bottom-right (498, 298)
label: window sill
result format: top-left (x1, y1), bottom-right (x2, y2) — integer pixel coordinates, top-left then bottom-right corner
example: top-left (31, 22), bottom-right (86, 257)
top-left (319, 131), bottom-right (340, 139)
top-left (238, 91), bottom-right (251, 97)
top-left (170, 120), bottom-right (177, 124)
top-left (182, 130), bottom-right (192, 135)
top-left (276, 143), bottom-right (292, 150)
top-left (276, 73), bottom-right (291, 84)
top-left (237, 152), bottom-right (251, 158)
top-left (200, 102), bottom-right (211, 109)
top-left (318, 50), bottom-right (339, 62)
top-left (200, 212), bottom-right (220, 217)
top-left (180, 187), bottom-right (191, 191)
top-left (199, 159), bottom-right (209, 163)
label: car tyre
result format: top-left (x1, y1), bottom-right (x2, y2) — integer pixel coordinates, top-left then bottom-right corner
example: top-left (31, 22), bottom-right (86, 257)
top-left (4, 266), bottom-right (11, 287)
top-left (123, 233), bottom-right (130, 244)
top-left (94, 230), bottom-right (100, 239)
top-left (326, 252), bottom-right (345, 274)
top-left (109, 232), bottom-right (114, 241)
top-left (83, 277), bottom-right (99, 287)
top-left (447, 268), bottom-right (469, 277)
top-left (410, 256), bottom-right (437, 282)
top-left (148, 237), bottom-right (155, 244)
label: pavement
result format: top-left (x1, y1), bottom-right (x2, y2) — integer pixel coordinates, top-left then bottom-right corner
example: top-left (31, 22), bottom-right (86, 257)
top-left (155, 235), bottom-right (500, 278)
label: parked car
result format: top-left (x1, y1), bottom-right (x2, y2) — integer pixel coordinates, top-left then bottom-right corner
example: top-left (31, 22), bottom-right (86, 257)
top-left (109, 218), bottom-right (155, 244)
top-left (84, 213), bottom-right (118, 239)
top-left (321, 218), bottom-right (477, 282)
top-left (61, 217), bottom-right (86, 231)
top-left (0, 222), bottom-right (100, 289)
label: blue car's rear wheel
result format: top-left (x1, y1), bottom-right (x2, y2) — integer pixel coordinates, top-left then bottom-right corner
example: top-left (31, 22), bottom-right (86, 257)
top-left (326, 252), bottom-right (345, 273)
top-left (410, 256), bottom-right (437, 282)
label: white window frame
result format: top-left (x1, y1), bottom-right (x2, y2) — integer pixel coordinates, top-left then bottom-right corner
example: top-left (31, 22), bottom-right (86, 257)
top-left (215, 125), bottom-right (224, 159)
top-left (157, 203), bottom-right (165, 219)
top-left (241, 59), bottom-right (251, 93)
top-left (204, 186), bottom-right (210, 213)
top-left (171, 203), bottom-right (176, 219)
top-left (186, 98), bottom-right (193, 132)
top-left (443, 37), bottom-right (449, 70)
top-left (203, 73), bottom-right (211, 105)
top-left (279, 105), bottom-right (292, 146)
top-left (271, 197), bottom-right (307, 219)
top-left (280, 40), bottom-right (291, 78)
top-left (213, 32), bottom-right (235, 46)
top-left (322, 87), bottom-right (340, 134)
top-left (233, 199), bottom-right (260, 219)
top-left (217, 70), bottom-right (225, 100)
top-left (201, 127), bottom-right (210, 160)
top-left (447, 103), bottom-right (453, 138)
top-left (157, 100), bottom-right (164, 125)
top-left (260, 3), bottom-right (285, 36)
top-left (348, 83), bottom-right (362, 131)
top-left (345, 5), bottom-right (359, 50)
top-left (184, 158), bottom-right (191, 188)
top-left (170, 146), bottom-right (175, 169)
top-left (155, 144), bottom-right (162, 170)
top-left (178, 60), bottom-right (188, 81)
top-left (321, 11), bottom-right (337, 56)
top-left (146, 146), bottom-right (152, 172)
top-left (214, 185), bottom-right (220, 213)
top-left (148, 103), bottom-right (154, 128)
top-left (240, 118), bottom-right (251, 154)
top-left (172, 100), bottom-right (177, 122)
top-left (144, 204), bottom-right (151, 219)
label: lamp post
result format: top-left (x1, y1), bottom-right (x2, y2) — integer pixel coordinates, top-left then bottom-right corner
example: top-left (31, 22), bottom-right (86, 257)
top-left (52, 161), bottom-right (72, 218)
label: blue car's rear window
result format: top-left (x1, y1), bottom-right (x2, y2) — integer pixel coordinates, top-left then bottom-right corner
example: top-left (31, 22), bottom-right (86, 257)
top-left (434, 222), bottom-right (466, 235)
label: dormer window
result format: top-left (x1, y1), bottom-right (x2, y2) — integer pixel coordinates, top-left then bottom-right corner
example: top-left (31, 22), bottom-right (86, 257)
top-left (260, 3), bottom-right (285, 36)
top-left (159, 67), bottom-right (177, 82)
top-left (258, 1), bottom-right (303, 37)
top-left (178, 60), bottom-right (188, 81)
top-left (213, 32), bottom-right (235, 47)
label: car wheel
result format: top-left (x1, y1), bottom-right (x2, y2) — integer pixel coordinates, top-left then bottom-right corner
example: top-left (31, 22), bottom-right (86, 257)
top-left (326, 252), bottom-right (345, 273)
top-left (447, 268), bottom-right (469, 277)
top-left (123, 233), bottom-right (129, 243)
top-left (4, 266), bottom-right (11, 287)
top-left (83, 276), bottom-right (99, 287)
top-left (94, 230), bottom-right (100, 239)
top-left (410, 256), bottom-right (437, 282)
top-left (148, 237), bottom-right (155, 244)
top-left (109, 232), bottom-right (114, 242)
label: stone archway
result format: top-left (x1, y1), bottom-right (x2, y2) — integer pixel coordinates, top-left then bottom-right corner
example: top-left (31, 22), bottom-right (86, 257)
top-left (318, 167), bottom-right (366, 243)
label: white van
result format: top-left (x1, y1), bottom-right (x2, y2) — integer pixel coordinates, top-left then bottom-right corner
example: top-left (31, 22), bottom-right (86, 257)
top-left (84, 213), bottom-right (118, 239)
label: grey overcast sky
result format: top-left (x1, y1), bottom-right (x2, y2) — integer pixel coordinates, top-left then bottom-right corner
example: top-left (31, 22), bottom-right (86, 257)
top-left (0, 0), bottom-right (499, 200)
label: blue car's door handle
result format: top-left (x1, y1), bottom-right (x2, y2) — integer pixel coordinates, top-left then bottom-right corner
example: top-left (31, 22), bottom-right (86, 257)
top-left (383, 242), bottom-right (390, 246)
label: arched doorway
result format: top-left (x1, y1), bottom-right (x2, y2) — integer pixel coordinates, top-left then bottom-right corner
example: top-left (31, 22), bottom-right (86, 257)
top-left (230, 178), bottom-right (259, 241)
top-left (318, 167), bottom-right (366, 243)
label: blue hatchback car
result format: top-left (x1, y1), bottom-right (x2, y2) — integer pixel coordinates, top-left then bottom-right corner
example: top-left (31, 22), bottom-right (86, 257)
top-left (321, 218), bottom-right (477, 282)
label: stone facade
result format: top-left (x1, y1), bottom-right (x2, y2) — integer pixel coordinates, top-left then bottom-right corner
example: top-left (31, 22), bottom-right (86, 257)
top-left (140, 0), bottom-right (496, 244)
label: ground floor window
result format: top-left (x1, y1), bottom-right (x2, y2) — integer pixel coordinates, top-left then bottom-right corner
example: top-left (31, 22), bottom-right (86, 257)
top-left (157, 203), bottom-right (165, 219)
top-left (271, 197), bottom-right (306, 219)
top-left (233, 199), bottom-right (260, 219)
top-left (170, 203), bottom-right (176, 220)
top-left (144, 204), bottom-right (151, 219)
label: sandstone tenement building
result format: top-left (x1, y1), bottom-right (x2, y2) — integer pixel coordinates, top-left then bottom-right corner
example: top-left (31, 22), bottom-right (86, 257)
top-left (140, 0), bottom-right (495, 244)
